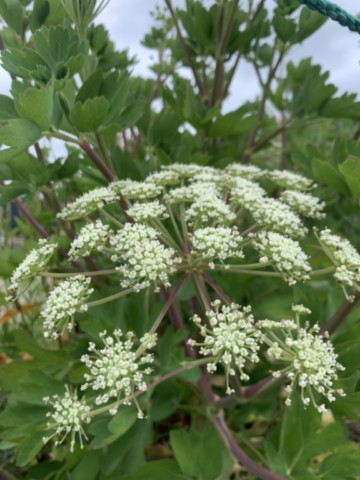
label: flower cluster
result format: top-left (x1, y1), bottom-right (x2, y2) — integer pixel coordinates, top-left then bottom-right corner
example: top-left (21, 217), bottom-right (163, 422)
top-left (319, 228), bottom-right (360, 291)
top-left (252, 231), bottom-right (311, 284)
top-left (7, 239), bottom-right (57, 301)
top-left (281, 190), bottom-right (325, 219)
top-left (189, 301), bottom-right (262, 394)
top-left (126, 200), bottom-right (169, 222)
top-left (68, 220), bottom-right (111, 260)
top-left (110, 223), bottom-right (181, 292)
top-left (81, 329), bottom-right (156, 416)
top-left (248, 198), bottom-right (307, 237)
top-left (112, 179), bottom-right (162, 200)
top-left (259, 306), bottom-right (345, 412)
top-left (41, 275), bottom-right (93, 339)
top-left (57, 187), bottom-right (118, 220)
top-left (268, 169), bottom-right (315, 190)
top-left (43, 387), bottom-right (91, 452)
top-left (191, 226), bottom-right (244, 268)
top-left (185, 194), bottom-right (236, 226)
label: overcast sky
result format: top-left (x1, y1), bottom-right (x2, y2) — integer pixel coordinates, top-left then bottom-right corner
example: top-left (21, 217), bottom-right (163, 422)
top-left (0, 0), bottom-right (358, 111)
top-left (96, 0), bottom-right (360, 112)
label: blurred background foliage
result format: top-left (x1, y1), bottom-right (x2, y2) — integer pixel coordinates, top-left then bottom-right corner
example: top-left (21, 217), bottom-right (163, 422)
top-left (1, 0), bottom-right (360, 479)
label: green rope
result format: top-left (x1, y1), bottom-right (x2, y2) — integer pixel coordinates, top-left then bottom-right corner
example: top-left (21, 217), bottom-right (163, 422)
top-left (298, 0), bottom-right (360, 34)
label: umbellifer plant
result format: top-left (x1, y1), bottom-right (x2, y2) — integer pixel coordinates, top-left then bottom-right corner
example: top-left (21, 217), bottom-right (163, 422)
top-left (6, 161), bottom-right (359, 479)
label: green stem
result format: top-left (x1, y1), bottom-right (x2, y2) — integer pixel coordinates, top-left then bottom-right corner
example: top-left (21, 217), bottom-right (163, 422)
top-left (192, 272), bottom-right (211, 310)
top-left (39, 269), bottom-right (119, 278)
top-left (87, 357), bottom-right (210, 417)
top-left (149, 273), bottom-right (189, 335)
top-left (214, 267), bottom-right (281, 277)
top-left (46, 131), bottom-right (81, 145)
top-left (310, 266), bottom-right (335, 276)
top-left (214, 262), bottom-right (271, 270)
top-left (100, 208), bottom-right (123, 228)
top-left (87, 288), bottom-right (134, 307)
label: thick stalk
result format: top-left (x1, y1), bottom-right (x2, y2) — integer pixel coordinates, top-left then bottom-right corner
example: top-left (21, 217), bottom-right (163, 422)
top-left (164, 0), bottom-right (204, 95)
top-left (80, 141), bottom-right (116, 182)
top-left (201, 273), bottom-right (232, 305)
top-left (149, 273), bottom-right (189, 334)
top-left (321, 291), bottom-right (360, 334)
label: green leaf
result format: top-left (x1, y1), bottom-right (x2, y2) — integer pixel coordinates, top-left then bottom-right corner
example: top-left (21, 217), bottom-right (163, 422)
top-left (0, 181), bottom-right (29, 205)
top-left (170, 425), bottom-right (226, 480)
top-left (0, 94), bottom-right (18, 120)
top-left (320, 447), bottom-right (360, 477)
top-left (0, 118), bottom-right (42, 148)
top-left (296, 8), bottom-right (327, 42)
top-left (70, 97), bottom-right (109, 132)
top-left (320, 93), bottom-right (360, 119)
top-left (30, 0), bottom-right (50, 31)
top-left (70, 450), bottom-right (102, 480)
top-left (121, 460), bottom-right (190, 480)
top-left (311, 158), bottom-right (349, 194)
top-left (16, 430), bottom-right (44, 467)
top-left (15, 83), bottom-right (54, 130)
top-left (108, 408), bottom-right (137, 435)
top-left (0, 0), bottom-right (24, 35)
top-left (208, 108), bottom-right (257, 137)
top-left (338, 156), bottom-right (360, 198)
top-left (273, 13), bottom-right (296, 42)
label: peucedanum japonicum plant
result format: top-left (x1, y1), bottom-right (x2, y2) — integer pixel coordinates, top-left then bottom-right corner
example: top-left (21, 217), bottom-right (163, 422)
top-left (7, 162), bottom-right (357, 452)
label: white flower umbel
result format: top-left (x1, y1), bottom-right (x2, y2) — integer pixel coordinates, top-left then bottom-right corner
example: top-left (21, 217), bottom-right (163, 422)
top-left (225, 163), bottom-right (265, 180)
top-left (248, 198), bottom-right (307, 237)
top-left (161, 163), bottom-right (204, 178)
top-left (260, 310), bottom-right (345, 413)
top-left (146, 170), bottom-right (180, 186)
top-left (43, 386), bottom-right (91, 452)
top-left (189, 301), bottom-right (262, 394)
top-left (191, 226), bottom-right (244, 268)
top-left (252, 231), bottom-right (311, 285)
top-left (57, 187), bottom-right (118, 221)
top-left (268, 169), bottom-right (315, 191)
top-left (165, 182), bottom-right (219, 204)
top-left (185, 194), bottom-right (236, 226)
top-left (110, 224), bottom-right (181, 292)
top-left (281, 190), bottom-right (325, 219)
top-left (68, 220), bottom-right (111, 260)
top-left (81, 329), bottom-right (156, 417)
top-left (7, 239), bottom-right (58, 301)
top-left (126, 200), bottom-right (169, 222)
top-left (112, 180), bottom-right (162, 200)
top-left (41, 276), bottom-right (94, 339)
top-left (110, 223), bottom-right (160, 257)
top-left (118, 239), bottom-right (181, 292)
top-left (231, 177), bottom-right (267, 209)
top-left (319, 228), bottom-right (360, 290)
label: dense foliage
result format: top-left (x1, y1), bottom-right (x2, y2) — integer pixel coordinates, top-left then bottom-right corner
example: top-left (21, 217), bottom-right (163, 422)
top-left (1, 1), bottom-right (360, 479)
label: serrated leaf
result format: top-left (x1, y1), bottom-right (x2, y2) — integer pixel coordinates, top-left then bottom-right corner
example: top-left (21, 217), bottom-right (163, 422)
top-left (0, 118), bottom-right (42, 148)
top-left (16, 430), bottom-right (44, 467)
top-left (208, 108), bottom-right (257, 137)
top-left (311, 158), bottom-right (349, 194)
top-left (0, 0), bottom-right (24, 35)
top-left (0, 94), bottom-right (18, 120)
top-left (108, 407), bottom-right (137, 435)
top-left (70, 96), bottom-right (109, 132)
top-left (338, 155), bottom-right (360, 198)
top-left (15, 84), bottom-right (54, 130)
top-left (0, 182), bottom-right (29, 205)
top-left (296, 7), bottom-right (327, 42)
top-left (121, 460), bottom-right (190, 480)
top-left (30, 0), bottom-right (50, 31)
top-left (320, 448), bottom-right (360, 477)
top-left (170, 425), bottom-right (226, 480)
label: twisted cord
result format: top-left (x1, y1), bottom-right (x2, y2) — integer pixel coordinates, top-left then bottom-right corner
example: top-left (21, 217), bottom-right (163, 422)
top-left (297, 0), bottom-right (360, 34)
